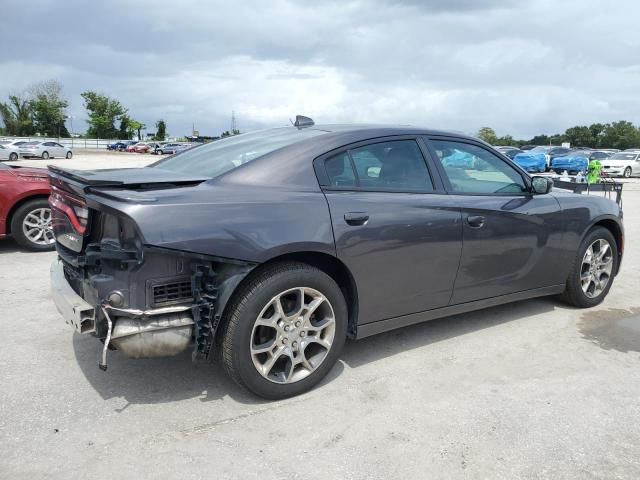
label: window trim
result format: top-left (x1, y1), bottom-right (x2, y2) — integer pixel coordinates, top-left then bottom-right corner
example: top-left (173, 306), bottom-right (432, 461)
top-left (314, 135), bottom-right (445, 194)
top-left (422, 135), bottom-right (534, 197)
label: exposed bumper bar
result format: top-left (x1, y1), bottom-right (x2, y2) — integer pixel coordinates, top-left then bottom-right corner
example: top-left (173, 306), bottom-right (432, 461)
top-left (50, 260), bottom-right (96, 334)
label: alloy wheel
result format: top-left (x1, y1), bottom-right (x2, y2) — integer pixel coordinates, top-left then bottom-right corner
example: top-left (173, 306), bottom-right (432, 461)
top-left (250, 287), bottom-right (336, 384)
top-left (22, 208), bottom-right (55, 246)
top-left (580, 238), bottom-right (613, 298)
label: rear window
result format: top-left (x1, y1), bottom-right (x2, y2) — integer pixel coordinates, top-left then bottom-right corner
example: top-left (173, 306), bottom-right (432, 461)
top-left (151, 127), bottom-right (328, 178)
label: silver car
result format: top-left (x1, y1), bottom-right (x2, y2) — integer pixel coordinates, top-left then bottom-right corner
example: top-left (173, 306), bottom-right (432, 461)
top-left (19, 141), bottom-right (73, 159)
top-left (0, 142), bottom-right (21, 161)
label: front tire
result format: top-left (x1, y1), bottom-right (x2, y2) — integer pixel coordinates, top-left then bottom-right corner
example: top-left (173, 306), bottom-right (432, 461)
top-left (9, 152), bottom-right (18, 161)
top-left (66, 151), bottom-right (73, 159)
top-left (220, 262), bottom-right (348, 399)
top-left (10, 199), bottom-right (56, 251)
top-left (561, 227), bottom-right (617, 308)
top-left (623, 167), bottom-right (632, 178)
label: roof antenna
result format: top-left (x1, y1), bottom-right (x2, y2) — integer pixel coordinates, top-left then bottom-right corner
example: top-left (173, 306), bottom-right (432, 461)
top-left (293, 115), bottom-right (314, 129)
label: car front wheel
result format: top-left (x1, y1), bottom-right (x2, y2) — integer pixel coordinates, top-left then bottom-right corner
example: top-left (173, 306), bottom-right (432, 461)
top-left (10, 199), bottom-right (56, 251)
top-left (66, 151), bottom-right (73, 159)
top-left (9, 152), bottom-right (18, 161)
top-left (561, 226), bottom-right (618, 308)
top-left (623, 167), bottom-right (632, 178)
top-left (220, 262), bottom-right (347, 399)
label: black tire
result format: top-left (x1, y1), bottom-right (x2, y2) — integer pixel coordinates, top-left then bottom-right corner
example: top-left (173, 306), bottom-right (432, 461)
top-left (10, 198), bottom-right (56, 251)
top-left (9, 152), bottom-right (18, 161)
top-left (66, 151), bottom-right (72, 159)
top-left (561, 226), bottom-right (618, 308)
top-left (41, 151), bottom-right (49, 160)
top-left (623, 167), bottom-right (632, 178)
top-left (220, 261), bottom-right (348, 399)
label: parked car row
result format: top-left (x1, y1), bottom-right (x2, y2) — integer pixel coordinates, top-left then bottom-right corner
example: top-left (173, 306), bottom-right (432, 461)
top-left (0, 139), bottom-right (73, 160)
top-left (495, 144), bottom-right (640, 177)
top-left (106, 141), bottom-right (196, 155)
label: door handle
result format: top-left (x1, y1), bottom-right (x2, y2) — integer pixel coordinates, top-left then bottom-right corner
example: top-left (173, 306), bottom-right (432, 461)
top-left (467, 215), bottom-right (485, 228)
top-left (344, 212), bottom-right (369, 226)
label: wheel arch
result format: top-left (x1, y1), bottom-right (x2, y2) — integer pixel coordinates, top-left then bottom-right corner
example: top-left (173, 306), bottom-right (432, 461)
top-left (217, 251), bottom-right (359, 340)
top-left (5, 194), bottom-right (50, 234)
top-left (587, 216), bottom-right (624, 274)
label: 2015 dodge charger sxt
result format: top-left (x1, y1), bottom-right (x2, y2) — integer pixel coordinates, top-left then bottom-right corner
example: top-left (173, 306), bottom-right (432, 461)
top-left (49, 117), bottom-right (623, 399)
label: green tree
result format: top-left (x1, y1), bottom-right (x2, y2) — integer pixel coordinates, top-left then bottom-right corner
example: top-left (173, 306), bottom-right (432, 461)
top-left (589, 123), bottom-right (605, 147)
top-left (153, 119), bottom-right (166, 140)
top-left (118, 114), bottom-right (131, 139)
top-left (476, 127), bottom-right (498, 144)
top-left (599, 121), bottom-right (640, 150)
top-left (29, 80), bottom-right (69, 137)
top-left (0, 94), bottom-right (34, 136)
top-left (81, 91), bottom-right (126, 138)
top-left (563, 126), bottom-right (593, 148)
top-left (129, 119), bottom-right (144, 140)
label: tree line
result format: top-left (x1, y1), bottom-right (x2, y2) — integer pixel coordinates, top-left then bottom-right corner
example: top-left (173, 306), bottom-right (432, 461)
top-left (477, 122), bottom-right (640, 150)
top-left (0, 80), bottom-right (167, 141)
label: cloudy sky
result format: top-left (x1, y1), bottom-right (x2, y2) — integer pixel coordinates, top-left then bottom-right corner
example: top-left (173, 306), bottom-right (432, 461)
top-left (2, 0), bottom-right (639, 139)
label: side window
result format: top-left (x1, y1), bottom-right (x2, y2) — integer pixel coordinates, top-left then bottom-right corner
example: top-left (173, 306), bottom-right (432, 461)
top-left (323, 140), bottom-right (433, 191)
top-left (430, 139), bottom-right (527, 194)
top-left (54, 143), bottom-right (63, 147)
top-left (325, 152), bottom-right (356, 186)
top-left (350, 140), bottom-right (433, 190)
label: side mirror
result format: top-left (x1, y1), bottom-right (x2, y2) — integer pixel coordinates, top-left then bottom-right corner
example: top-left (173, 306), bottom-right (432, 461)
top-left (531, 176), bottom-right (553, 194)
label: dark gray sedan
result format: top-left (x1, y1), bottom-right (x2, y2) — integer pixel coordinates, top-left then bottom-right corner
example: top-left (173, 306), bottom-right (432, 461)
top-left (48, 118), bottom-right (623, 398)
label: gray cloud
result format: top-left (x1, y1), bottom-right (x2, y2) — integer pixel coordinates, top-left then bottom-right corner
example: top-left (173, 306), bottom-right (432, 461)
top-left (1, 0), bottom-right (639, 139)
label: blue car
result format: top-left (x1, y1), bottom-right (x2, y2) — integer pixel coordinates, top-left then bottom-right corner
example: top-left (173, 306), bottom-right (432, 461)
top-left (552, 155), bottom-right (589, 174)
top-left (512, 152), bottom-right (547, 173)
top-left (441, 149), bottom-right (475, 168)
top-left (107, 141), bottom-right (136, 151)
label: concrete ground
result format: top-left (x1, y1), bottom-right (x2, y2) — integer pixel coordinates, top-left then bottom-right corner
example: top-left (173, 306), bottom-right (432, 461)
top-left (1, 152), bottom-right (640, 479)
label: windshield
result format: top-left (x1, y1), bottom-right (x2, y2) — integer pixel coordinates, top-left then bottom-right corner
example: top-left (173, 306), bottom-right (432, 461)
top-left (610, 153), bottom-right (638, 160)
top-left (151, 127), bottom-right (328, 178)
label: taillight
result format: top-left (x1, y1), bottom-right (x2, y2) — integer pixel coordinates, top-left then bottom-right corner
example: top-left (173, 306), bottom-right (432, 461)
top-left (49, 186), bottom-right (88, 235)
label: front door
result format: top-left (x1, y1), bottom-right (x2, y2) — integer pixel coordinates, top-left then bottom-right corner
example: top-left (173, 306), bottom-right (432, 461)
top-left (425, 137), bottom-right (565, 305)
top-left (319, 138), bottom-right (463, 324)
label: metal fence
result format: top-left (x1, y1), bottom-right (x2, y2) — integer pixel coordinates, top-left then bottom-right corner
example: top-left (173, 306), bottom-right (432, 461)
top-left (1, 137), bottom-right (141, 150)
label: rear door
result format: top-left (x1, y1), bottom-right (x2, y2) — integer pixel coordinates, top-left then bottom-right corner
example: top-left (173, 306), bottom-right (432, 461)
top-left (317, 137), bottom-right (463, 324)
top-left (424, 137), bottom-right (565, 304)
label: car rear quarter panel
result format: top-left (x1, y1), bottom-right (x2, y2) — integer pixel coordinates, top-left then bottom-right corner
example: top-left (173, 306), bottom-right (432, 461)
top-left (90, 183), bottom-right (336, 262)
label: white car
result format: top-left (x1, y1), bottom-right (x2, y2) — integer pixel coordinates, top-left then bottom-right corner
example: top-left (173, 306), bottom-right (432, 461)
top-left (19, 141), bottom-right (73, 160)
top-left (601, 151), bottom-right (640, 178)
top-left (0, 141), bottom-right (22, 161)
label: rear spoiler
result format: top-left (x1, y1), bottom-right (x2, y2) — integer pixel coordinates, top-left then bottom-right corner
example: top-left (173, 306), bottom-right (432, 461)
top-left (47, 165), bottom-right (210, 195)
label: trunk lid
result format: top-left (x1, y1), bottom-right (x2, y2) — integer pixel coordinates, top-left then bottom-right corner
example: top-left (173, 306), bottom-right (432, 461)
top-left (48, 166), bottom-right (210, 253)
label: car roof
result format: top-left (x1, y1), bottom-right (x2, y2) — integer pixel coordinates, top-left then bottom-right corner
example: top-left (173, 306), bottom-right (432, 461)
top-left (217, 124), bottom-right (486, 190)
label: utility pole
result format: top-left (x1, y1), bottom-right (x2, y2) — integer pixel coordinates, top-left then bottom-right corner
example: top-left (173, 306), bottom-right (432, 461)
top-left (231, 110), bottom-right (237, 133)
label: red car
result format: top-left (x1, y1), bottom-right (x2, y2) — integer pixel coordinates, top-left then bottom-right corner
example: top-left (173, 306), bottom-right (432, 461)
top-left (133, 143), bottom-right (152, 153)
top-left (125, 142), bottom-right (139, 152)
top-left (0, 162), bottom-right (54, 251)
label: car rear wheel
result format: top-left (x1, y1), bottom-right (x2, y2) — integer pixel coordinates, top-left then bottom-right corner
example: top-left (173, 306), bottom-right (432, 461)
top-left (66, 151), bottom-right (73, 159)
top-left (561, 226), bottom-right (617, 308)
top-left (41, 151), bottom-right (49, 160)
top-left (623, 167), bottom-right (632, 178)
top-left (10, 199), bottom-right (56, 251)
top-left (9, 152), bottom-right (18, 161)
top-left (220, 261), bottom-right (347, 399)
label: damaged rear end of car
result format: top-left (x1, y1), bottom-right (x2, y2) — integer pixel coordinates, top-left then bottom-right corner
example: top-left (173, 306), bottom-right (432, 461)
top-left (48, 165), bottom-right (255, 370)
